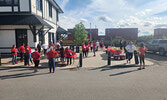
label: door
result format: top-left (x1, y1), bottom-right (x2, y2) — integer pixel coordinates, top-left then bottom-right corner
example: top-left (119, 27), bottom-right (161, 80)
top-left (15, 29), bottom-right (28, 47)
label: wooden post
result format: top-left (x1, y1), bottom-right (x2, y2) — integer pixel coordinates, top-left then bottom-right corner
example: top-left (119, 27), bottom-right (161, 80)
top-left (108, 51), bottom-right (111, 65)
top-left (79, 53), bottom-right (82, 67)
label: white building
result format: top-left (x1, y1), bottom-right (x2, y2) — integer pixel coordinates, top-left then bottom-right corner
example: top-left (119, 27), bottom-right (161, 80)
top-left (0, 0), bottom-right (64, 53)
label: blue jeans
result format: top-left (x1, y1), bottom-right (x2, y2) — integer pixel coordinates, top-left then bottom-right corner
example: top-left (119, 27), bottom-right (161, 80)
top-left (49, 58), bottom-right (55, 72)
top-left (27, 53), bottom-right (33, 65)
top-left (93, 49), bottom-right (96, 55)
top-left (12, 55), bottom-right (17, 63)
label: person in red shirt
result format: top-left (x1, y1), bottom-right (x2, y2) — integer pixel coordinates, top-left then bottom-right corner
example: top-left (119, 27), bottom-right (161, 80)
top-left (93, 42), bottom-right (96, 56)
top-left (46, 46), bottom-right (57, 73)
top-left (11, 45), bottom-right (18, 65)
top-left (26, 43), bottom-right (33, 66)
top-left (82, 43), bottom-right (87, 57)
top-left (86, 43), bottom-right (89, 57)
top-left (31, 48), bottom-right (41, 72)
top-left (49, 41), bottom-right (55, 48)
top-left (65, 47), bottom-right (73, 65)
top-left (138, 43), bottom-right (147, 70)
top-left (18, 43), bottom-right (25, 62)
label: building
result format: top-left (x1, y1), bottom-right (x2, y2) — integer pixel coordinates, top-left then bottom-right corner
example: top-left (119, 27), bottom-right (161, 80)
top-left (0, 0), bottom-right (64, 53)
top-left (67, 28), bottom-right (98, 41)
top-left (105, 28), bottom-right (138, 41)
top-left (154, 28), bottom-right (167, 39)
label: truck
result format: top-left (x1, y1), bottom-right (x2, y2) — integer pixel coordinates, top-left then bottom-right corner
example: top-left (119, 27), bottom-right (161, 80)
top-left (145, 39), bottom-right (167, 55)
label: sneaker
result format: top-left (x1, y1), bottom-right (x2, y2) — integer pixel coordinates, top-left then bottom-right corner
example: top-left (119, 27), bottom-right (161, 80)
top-left (28, 64), bottom-right (31, 66)
top-left (21, 60), bottom-right (24, 62)
top-left (15, 62), bottom-right (18, 64)
top-left (53, 71), bottom-right (55, 73)
top-left (129, 61), bottom-right (131, 64)
top-left (12, 63), bottom-right (15, 65)
top-left (32, 63), bottom-right (34, 65)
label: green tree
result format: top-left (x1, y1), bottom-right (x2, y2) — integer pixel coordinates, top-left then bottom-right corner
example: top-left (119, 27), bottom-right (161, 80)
top-left (72, 22), bottom-right (88, 44)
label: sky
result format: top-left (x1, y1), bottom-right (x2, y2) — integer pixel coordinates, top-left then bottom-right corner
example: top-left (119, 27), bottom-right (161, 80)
top-left (55, 0), bottom-right (167, 36)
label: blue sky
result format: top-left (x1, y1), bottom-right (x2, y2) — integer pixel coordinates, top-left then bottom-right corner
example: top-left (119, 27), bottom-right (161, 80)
top-left (56, 0), bottom-right (167, 36)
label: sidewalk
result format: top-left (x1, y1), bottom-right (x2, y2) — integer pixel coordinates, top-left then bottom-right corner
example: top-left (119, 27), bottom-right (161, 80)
top-left (0, 50), bottom-right (154, 69)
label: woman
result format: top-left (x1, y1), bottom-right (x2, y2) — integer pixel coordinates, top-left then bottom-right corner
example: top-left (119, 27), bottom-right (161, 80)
top-left (25, 43), bottom-right (33, 66)
top-left (65, 47), bottom-right (73, 65)
top-left (138, 43), bottom-right (147, 70)
top-left (46, 46), bottom-right (57, 73)
top-left (125, 41), bottom-right (136, 64)
top-left (18, 43), bottom-right (25, 62)
top-left (11, 45), bottom-right (18, 65)
top-left (82, 43), bottom-right (87, 57)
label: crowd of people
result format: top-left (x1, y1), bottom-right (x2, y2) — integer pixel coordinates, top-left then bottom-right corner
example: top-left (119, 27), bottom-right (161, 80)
top-left (10, 40), bottom-right (77, 73)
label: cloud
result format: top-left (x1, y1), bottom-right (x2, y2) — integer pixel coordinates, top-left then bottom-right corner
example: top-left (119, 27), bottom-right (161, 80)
top-left (144, 22), bottom-right (152, 27)
top-left (155, 24), bottom-right (167, 28)
top-left (98, 15), bottom-right (112, 22)
top-left (80, 18), bottom-right (88, 23)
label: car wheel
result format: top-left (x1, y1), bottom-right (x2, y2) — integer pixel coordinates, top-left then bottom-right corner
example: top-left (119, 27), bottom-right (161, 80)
top-left (159, 48), bottom-right (165, 56)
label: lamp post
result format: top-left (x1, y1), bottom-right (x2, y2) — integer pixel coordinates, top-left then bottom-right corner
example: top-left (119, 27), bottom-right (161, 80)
top-left (90, 23), bottom-right (92, 41)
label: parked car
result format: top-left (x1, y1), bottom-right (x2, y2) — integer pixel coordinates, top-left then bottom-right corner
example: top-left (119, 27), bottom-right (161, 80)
top-left (145, 39), bottom-right (167, 55)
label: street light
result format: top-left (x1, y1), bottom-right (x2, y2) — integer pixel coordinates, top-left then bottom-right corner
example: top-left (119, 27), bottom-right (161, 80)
top-left (90, 23), bottom-right (92, 41)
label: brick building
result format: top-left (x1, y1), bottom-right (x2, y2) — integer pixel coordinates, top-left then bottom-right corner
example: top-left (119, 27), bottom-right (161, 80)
top-left (105, 28), bottom-right (138, 41)
top-left (67, 28), bottom-right (98, 40)
top-left (154, 28), bottom-right (167, 39)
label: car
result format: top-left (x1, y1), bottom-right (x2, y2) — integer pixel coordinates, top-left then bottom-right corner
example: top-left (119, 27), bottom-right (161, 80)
top-left (145, 39), bottom-right (167, 55)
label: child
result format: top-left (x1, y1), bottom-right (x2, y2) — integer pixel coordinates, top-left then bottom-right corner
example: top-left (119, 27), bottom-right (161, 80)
top-left (60, 47), bottom-right (65, 65)
top-left (65, 47), bottom-right (73, 65)
top-left (11, 45), bottom-right (18, 65)
top-left (82, 43), bottom-right (87, 57)
top-left (46, 46), bottom-right (57, 73)
top-left (18, 43), bottom-right (25, 62)
top-left (138, 43), bottom-right (147, 70)
top-left (93, 42), bottom-right (96, 56)
top-left (31, 48), bottom-right (41, 72)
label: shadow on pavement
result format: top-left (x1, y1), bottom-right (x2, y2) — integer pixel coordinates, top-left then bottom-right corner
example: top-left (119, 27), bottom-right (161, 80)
top-left (0, 72), bottom-right (49, 80)
top-left (109, 69), bottom-right (139, 77)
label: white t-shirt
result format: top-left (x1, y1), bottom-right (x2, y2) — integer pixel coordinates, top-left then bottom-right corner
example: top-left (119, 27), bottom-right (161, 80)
top-left (96, 42), bottom-right (99, 46)
top-left (125, 45), bottom-right (136, 53)
top-left (42, 44), bottom-right (47, 49)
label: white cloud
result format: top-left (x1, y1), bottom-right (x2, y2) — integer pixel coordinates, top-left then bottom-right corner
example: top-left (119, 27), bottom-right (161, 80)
top-left (98, 15), bottom-right (112, 22)
top-left (80, 18), bottom-right (88, 23)
top-left (144, 22), bottom-right (152, 27)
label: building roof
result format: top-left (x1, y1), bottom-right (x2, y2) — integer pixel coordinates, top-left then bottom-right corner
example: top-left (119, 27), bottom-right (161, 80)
top-left (0, 15), bottom-right (53, 28)
top-left (49, 0), bottom-right (63, 13)
top-left (57, 26), bottom-right (67, 34)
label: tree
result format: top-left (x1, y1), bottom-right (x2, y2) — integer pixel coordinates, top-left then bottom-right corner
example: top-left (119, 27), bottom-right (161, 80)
top-left (72, 22), bottom-right (88, 44)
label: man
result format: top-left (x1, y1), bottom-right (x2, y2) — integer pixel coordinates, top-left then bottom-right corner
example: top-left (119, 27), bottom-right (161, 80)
top-left (37, 41), bottom-right (42, 54)
top-left (42, 42), bottom-right (47, 55)
top-left (18, 43), bottom-right (25, 62)
top-left (96, 40), bottom-right (99, 51)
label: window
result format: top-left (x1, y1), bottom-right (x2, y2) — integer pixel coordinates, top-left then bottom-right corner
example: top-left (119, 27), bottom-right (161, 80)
top-left (49, 2), bottom-right (52, 18)
top-left (0, 0), bottom-right (18, 5)
top-left (159, 40), bottom-right (167, 43)
top-left (56, 10), bottom-right (59, 21)
top-left (36, 0), bottom-right (42, 11)
top-left (152, 40), bottom-right (158, 44)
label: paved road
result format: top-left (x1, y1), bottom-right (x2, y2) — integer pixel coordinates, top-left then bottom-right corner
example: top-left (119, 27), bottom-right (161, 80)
top-left (0, 51), bottom-right (167, 100)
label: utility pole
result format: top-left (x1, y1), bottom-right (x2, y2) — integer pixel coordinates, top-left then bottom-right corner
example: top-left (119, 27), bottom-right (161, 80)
top-left (90, 23), bottom-right (92, 41)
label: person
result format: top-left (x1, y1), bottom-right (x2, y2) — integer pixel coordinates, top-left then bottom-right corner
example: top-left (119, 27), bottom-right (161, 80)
top-left (60, 39), bottom-right (63, 48)
top-left (125, 41), bottom-right (136, 64)
top-left (93, 42), bottom-right (96, 56)
top-left (25, 43), bottom-right (33, 66)
top-left (31, 48), bottom-right (41, 72)
top-left (65, 47), bottom-right (73, 65)
top-left (46, 46), bottom-right (57, 73)
top-left (49, 41), bottom-right (55, 48)
top-left (82, 43), bottom-right (87, 57)
top-left (90, 41), bottom-right (93, 52)
top-left (96, 40), bottom-right (99, 51)
top-left (100, 41), bottom-right (104, 51)
top-left (86, 43), bottom-right (89, 57)
top-left (60, 47), bottom-right (65, 65)
top-left (11, 45), bottom-right (18, 65)
top-left (18, 43), bottom-right (25, 62)
top-left (120, 40), bottom-right (123, 50)
top-left (138, 43), bottom-right (147, 70)
top-left (37, 41), bottom-right (42, 54)
top-left (56, 41), bottom-right (61, 49)
top-left (42, 42), bottom-right (47, 55)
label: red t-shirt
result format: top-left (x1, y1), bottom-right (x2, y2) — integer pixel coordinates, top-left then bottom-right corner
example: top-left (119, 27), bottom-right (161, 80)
top-left (25, 46), bottom-right (31, 53)
top-left (86, 45), bottom-right (89, 50)
top-left (65, 49), bottom-right (73, 57)
top-left (31, 51), bottom-right (41, 61)
top-left (82, 45), bottom-right (86, 51)
top-left (49, 43), bottom-right (55, 48)
top-left (139, 47), bottom-right (147, 55)
top-left (93, 43), bottom-right (96, 49)
top-left (19, 46), bottom-right (25, 53)
top-left (46, 50), bottom-right (57, 58)
top-left (11, 48), bottom-right (17, 56)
